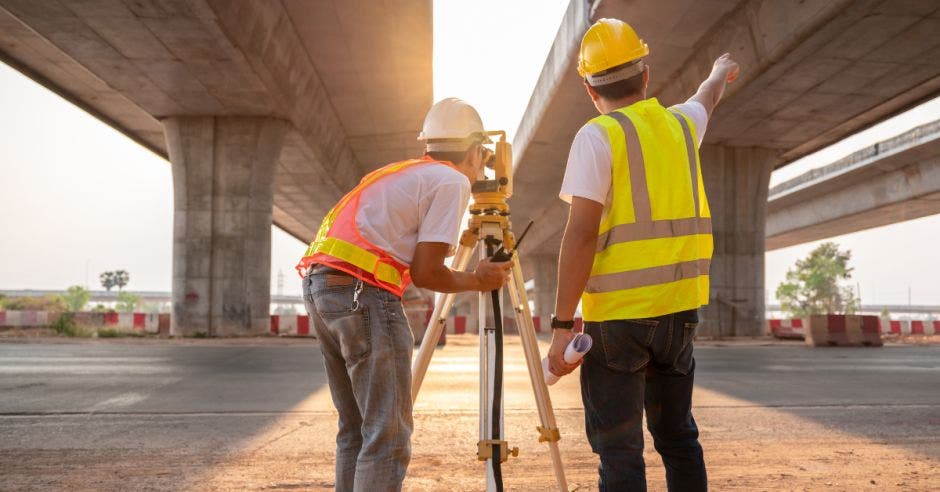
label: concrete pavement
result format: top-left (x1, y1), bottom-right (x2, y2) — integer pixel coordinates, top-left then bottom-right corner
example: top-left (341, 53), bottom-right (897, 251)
top-left (0, 336), bottom-right (937, 490)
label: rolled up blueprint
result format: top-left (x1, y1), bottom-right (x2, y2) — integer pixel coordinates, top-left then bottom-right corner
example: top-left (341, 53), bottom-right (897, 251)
top-left (542, 332), bottom-right (593, 385)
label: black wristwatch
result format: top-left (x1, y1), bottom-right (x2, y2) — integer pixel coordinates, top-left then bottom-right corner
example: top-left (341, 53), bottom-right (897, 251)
top-left (550, 315), bottom-right (575, 330)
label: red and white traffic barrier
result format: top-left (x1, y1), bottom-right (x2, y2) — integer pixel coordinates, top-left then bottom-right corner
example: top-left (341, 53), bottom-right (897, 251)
top-left (0, 310), bottom-right (50, 327)
top-left (883, 320), bottom-right (940, 336)
top-left (900, 320), bottom-right (939, 336)
top-left (269, 314), bottom-right (313, 336)
top-left (0, 310), bottom-right (163, 333)
top-left (767, 319), bottom-right (805, 339)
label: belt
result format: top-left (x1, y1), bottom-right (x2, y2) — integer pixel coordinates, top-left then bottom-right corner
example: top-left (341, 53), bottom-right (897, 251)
top-left (307, 264), bottom-right (357, 287)
top-left (310, 265), bottom-right (346, 276)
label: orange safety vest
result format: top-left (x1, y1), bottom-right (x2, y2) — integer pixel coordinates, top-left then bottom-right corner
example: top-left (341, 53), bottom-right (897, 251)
top-left (295, 156), bottom-right (456, 297)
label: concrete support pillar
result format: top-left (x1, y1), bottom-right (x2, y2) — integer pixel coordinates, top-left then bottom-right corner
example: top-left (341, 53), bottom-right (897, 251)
top-left (523, 254), bottom-right (558, 318)
top-left (164, 116), bottom-right (289, 337)
top-left (699, 145), bottom-right (777, 337)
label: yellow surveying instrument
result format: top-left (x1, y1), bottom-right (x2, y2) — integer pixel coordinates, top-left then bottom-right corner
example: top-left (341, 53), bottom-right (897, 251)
top-left (411, 131), bottom-right (569, 491)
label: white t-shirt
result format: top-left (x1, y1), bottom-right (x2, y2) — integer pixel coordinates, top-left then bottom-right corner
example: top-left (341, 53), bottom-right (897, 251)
top-left (559, 100), bottom-right (709, 209)
top-left (356, 162), bottom-right (471, 265)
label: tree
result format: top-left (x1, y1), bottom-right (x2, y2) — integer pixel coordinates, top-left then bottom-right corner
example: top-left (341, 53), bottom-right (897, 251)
top-left (113, 270), bottom-right (129, 291)
top-left (99, 270), bottom-right (130, 291)
top-left (100, 271), bottom-right (116, 291)
top-left (115, 291), bottom-right (140, 313)
top-left (776, 242), bottom-right (859, 318)
top-left (63, 285), bottom-right (91, 312)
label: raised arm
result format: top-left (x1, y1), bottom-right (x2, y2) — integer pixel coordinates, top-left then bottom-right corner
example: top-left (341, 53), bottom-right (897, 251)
top-left (689, 53), bottom-right (740, 117)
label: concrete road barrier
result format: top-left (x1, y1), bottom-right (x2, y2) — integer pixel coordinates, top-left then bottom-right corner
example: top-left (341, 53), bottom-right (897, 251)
top-left (805, 314), bottom-right (883, 347)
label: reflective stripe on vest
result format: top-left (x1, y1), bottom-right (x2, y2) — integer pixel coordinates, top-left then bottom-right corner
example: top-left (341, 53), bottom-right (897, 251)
top-left (581, 98), bottom-right (712, 321)
top-left (296, 157), bottom-right (444, 296)
top-left (309, 237), bottom-right (403, 287)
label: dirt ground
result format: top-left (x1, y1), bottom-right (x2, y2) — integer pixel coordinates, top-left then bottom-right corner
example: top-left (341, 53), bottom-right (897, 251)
top-left (1, 334), bottom-right (937, 491)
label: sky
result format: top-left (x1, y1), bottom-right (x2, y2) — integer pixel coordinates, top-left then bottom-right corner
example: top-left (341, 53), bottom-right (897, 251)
top-left (0, 0), bottom-right (937, 306)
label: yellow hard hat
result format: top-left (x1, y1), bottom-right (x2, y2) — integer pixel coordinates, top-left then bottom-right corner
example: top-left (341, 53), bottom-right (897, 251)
top-left (577, 18), bottom-right (649, 78)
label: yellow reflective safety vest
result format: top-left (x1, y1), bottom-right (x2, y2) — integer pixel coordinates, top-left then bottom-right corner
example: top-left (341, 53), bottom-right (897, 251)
top-left (296, 156), bottom-right (455, 297)
top-left (581, 98), bottom-right (712, 321)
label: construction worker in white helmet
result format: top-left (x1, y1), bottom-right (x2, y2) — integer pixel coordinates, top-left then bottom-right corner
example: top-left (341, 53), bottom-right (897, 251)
top-left (297, 97), bottom-right (512, 492)
top-left (546, 18), bottom-right (740, 491)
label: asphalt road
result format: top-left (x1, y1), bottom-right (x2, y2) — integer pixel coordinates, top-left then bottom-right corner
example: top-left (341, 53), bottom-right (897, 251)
top-left (0, 337), bottom-right (937, 491)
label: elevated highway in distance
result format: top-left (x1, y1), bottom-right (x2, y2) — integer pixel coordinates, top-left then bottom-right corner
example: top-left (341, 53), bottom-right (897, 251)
top-left (510, 0), bottom-right (940, 336)
top-left (0, 0), bottom-right (432, 335)
top-left (767, 120), bottom-right (940, 249)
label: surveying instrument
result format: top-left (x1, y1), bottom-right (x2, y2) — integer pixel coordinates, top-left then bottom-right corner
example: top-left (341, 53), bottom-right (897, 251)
top-left (410, 131), bottom-right (569, 491)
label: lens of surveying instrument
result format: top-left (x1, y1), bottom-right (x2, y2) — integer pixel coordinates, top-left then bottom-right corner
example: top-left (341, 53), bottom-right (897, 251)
top-left (481, 145), bottom-right (496, 168)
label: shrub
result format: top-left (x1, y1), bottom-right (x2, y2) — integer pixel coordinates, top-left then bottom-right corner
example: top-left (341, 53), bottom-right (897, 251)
top-left (63, 286), bottom-right (91, 312)
top-left (51, 313), bottom-right (79, 337)
top-left (0, 295), bottom-right (66, 312)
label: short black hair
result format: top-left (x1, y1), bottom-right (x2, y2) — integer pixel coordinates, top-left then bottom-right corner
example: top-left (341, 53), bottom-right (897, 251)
top-left (587, 63), bottom-right (645, 100)
top-left (426, 149), bottom-right (470, 164)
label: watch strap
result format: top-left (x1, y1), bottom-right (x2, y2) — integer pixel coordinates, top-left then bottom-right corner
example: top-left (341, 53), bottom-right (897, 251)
top-left (550, 316), bottom-right (575, 329)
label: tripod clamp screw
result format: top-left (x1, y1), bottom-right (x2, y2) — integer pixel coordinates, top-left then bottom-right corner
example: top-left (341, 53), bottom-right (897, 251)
top-left (537, 426), bottom-right (562, 443)
top-left (477, 439), bottom-right (520, 463)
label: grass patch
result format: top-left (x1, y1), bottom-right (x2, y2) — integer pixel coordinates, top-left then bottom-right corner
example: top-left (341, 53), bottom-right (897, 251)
top-left (51, 313), bottom-right (84, 337)
top-left (97, 328), bottom-right (145, 338)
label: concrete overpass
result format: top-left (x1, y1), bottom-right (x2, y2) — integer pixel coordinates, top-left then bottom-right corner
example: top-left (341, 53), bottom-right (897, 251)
top-left (0, 0), bottom-right (432, 335)
top-left (510, 0), bottom-right (940, 336)
top-left (767, 119), bottom-right (940, 249)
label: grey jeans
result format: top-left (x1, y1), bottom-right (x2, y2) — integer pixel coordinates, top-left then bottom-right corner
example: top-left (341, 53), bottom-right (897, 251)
top-left (302, 270), bottom-right (414, 492)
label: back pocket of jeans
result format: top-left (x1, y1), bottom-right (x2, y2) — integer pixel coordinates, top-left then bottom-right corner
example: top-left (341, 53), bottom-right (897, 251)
top-left (337, 308), bottom-right (372, 365)
top-left (598, 320), bottom-right (657, 373)
top-left (313, 286), bottom-right (358, 318)
top-left (671, 322), bottom-right (697, 375)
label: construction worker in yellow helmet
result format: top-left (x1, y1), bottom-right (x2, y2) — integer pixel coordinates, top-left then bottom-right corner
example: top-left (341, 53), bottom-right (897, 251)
top-left (297, 97), bottom-right (511, 492)
top-left (546, 18), bottom-right (739, 491)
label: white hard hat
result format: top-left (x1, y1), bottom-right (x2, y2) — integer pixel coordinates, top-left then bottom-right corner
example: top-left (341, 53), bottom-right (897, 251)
top-left (418, 97), bottom-right (492, 151)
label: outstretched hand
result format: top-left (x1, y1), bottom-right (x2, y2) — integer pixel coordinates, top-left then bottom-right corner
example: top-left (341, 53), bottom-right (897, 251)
top-left (713, 53), bottom-right (740, 84)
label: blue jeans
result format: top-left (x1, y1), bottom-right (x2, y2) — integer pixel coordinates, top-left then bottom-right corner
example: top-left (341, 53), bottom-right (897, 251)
top-left (302, 270), bottom-right (414, 492)
top-left (581, 310), bottom-right (707, 492)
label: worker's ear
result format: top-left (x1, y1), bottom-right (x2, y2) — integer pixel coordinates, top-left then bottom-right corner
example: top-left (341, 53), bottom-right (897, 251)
top-left (583, 80), bottom-right (600, 103)
top-left (642, 65), bottom-right (650, 91)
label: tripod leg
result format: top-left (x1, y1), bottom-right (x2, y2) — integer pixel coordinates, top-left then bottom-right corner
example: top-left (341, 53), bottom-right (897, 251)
top-left (505, 256), bottom-right (569, 491)
top-left (480, 240), bottom-right (505, 492)
top-left (411, 242), bottom-right (476, 403)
